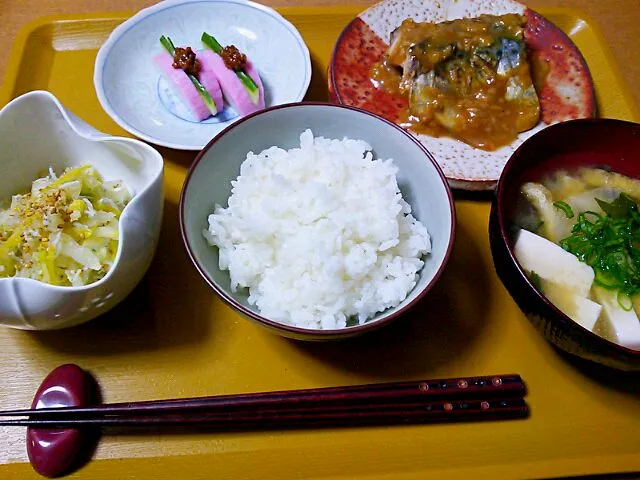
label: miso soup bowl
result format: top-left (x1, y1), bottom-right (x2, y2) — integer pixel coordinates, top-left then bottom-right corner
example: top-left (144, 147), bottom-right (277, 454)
top-left (0, 91), bottom-right (164, 330)
top-left (490, 118), bottom-right (640, 371)
top-left (180, 102), bottom-right (456, 341)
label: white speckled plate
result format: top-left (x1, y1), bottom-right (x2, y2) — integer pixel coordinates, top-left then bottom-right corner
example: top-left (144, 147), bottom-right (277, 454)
top-left (95, 0), bottom-right (311, 150)
top-left (329, 0), bottom-right (595, 190)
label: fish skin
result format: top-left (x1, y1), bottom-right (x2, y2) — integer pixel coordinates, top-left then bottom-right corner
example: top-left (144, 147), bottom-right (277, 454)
top-left (390, 14), bottom-right (540, 135)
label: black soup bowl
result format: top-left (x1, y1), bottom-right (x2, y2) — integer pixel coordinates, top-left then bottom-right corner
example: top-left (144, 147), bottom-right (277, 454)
top-left (489, 118), bottom-right (640, 371)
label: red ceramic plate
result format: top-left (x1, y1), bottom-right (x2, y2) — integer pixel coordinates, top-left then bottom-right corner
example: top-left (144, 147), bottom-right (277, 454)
top-left (329, 0), bottom-right (595, 190)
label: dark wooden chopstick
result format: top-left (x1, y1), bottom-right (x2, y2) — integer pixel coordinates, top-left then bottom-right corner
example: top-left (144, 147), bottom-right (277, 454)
top-left (0, 374), bottom-right (527, 430)
top-left (0, 374), bottom-right (525, 419)
top-left (0, 397), bottom-right (528, 428)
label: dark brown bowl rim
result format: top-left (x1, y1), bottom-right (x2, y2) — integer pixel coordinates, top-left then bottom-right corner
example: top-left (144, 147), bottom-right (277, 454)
top-left (495, 117), bottom-right (640, 358)
top-left (179, 101), bottom-right (457, 337)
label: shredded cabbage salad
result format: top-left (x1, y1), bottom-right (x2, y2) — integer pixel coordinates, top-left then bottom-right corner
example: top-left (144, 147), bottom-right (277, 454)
top-left (0, 165), bottom-right (131, 286)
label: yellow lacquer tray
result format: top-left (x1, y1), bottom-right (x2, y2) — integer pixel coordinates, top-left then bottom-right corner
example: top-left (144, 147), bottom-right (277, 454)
top-left (1, 6), bottom-right (639, 479)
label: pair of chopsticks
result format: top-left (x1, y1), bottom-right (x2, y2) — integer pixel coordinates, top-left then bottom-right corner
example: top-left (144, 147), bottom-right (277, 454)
top-left (0, 374), bottom-right (527, 429)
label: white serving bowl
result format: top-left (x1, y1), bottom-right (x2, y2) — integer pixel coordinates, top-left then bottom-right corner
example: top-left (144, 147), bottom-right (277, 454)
top-left (181, 103), bottom-right (456, 340)
top-left (94, 0), bottom-right (312, 150)
top-left (0, 91), bottom-right (164, 330)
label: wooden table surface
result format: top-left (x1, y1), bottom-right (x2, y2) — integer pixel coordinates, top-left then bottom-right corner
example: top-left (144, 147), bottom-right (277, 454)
top-left (0, 0), bottom-right (639, 112)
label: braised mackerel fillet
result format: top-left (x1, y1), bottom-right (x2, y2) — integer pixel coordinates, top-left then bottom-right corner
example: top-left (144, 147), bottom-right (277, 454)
top-left (382, 14), bottom-right (540, 150)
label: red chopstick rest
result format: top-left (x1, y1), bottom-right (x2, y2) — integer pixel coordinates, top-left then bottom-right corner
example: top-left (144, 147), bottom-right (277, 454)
top-left (27, 364), bottom-right (92, 478)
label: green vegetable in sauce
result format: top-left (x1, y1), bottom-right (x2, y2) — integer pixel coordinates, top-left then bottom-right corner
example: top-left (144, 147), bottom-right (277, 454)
top-left (559, 193), bottom-right (640, 304)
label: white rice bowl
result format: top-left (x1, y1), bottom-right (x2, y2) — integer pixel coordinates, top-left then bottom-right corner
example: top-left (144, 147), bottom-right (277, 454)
top-left (203, 129), bottom-right (431, 329)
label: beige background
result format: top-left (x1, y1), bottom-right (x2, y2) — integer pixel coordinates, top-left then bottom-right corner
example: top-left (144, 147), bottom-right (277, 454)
top-left (0, 0), bottom-right (639, 111)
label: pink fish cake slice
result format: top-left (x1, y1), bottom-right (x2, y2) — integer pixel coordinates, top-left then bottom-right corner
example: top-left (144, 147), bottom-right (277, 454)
top-left (153, 51), bottom-right (223, 121)
top-left (199, 49), bottom-right (265, 116)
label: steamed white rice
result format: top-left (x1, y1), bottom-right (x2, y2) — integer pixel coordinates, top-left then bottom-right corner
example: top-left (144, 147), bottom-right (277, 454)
top-left (203, 129), bottom-right (431, 329)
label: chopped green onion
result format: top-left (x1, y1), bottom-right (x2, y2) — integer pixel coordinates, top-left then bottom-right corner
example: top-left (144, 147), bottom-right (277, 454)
top-left (560, 193), bottom-right (640, 297)
top-left (529, 270), bottom-right (543, 292)
top-left (201, 32), bottom-right (260, 105)
top-left (159, 35), bottom-right (217, 116)
top-left (617, 291), bottom-right (633, 311)
top-left (553, 200), bottom-right (574, 218)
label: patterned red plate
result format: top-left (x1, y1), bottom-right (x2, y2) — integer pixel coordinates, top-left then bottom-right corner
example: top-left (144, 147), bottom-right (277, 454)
top-left (329, 0), bottom-right (595, 190)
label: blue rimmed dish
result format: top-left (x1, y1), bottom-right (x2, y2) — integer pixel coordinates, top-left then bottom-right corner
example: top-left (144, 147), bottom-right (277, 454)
top-left (94, 0), bottom-right (311, 150)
